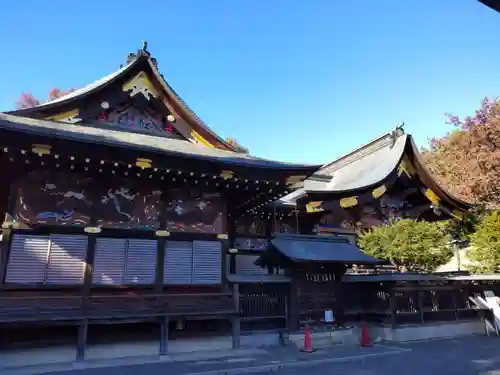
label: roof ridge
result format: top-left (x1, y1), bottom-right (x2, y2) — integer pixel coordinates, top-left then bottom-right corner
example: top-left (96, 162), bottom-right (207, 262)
top-left (319, 125), bottom-right (405, 175)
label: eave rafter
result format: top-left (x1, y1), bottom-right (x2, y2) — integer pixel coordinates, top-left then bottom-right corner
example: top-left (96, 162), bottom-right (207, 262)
top-left (0, 140), bottom-right (313, 221)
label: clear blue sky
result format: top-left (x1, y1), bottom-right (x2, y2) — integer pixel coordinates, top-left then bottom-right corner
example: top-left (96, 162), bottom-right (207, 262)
top-left (0, 0), bottom-right (498, 165)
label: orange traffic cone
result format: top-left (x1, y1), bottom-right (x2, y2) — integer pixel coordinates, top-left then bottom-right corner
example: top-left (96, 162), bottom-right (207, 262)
top-left (360, 320), bottom-right (372, 347)
top-left (301, 325), bottom-right (316, 352)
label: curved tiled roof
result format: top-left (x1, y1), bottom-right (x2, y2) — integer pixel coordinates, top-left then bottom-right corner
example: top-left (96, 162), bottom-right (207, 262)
top-left (0, 113), bottom-right (320, 170)
top-left (8, 49), bottom-right (239, 152)
top-left (277, 127), bottom-right (470, 212)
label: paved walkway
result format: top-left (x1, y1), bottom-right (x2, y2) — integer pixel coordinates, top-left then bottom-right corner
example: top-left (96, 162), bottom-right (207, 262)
top-left (1, 342), bottom-right (410, 375)
top-left (3, 335), bottom-right (500, 375)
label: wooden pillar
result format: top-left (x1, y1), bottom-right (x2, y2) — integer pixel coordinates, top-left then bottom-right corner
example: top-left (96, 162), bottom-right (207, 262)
top-left (418, 289), bottom-right (424, 324)
top-left (0, 177), bottom-right (20, 289)
top-left (155, 239), bottom-right (166, 293)
top-left (287, 268), bottom-right (300, 331)
top-left (231, 316), bottom-right (241, 348)
top-left (334, 266), bottom-right (346, 326)
top-left (229, 254), bottom-right (236, 274)
top-left (0, 228), bottom-right (11, 288)
top-left (389, 289), bottom-right (397, 328)
top-left (159, 316), bottom-right (169, 355)
top-left (231, 283), bottom-right (241, 348)
top-left (76, 319), bottom-right (88, 361)
top-left (82, 235), bottom-right (96, 296)
top-left (451, 284), bottom-right (459, 321)
top-left (156, 187), bottom-right (170, 293)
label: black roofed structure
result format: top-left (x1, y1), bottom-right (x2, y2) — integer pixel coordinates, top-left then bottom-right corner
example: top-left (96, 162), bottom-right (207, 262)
top-left (266, 126), bottom-right (471, 241)
top-left (7, 43), bottom-right (242, 152)
top-left (0, 43), bottom-right (322, 357)
top-left (479, 0), bottom-right (500, 12)
top-left (258, 234), bottom-right (376, 267)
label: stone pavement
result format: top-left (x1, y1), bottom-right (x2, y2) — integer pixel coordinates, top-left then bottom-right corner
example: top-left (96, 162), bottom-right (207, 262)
top-left (276, 335), bottom-right (500, 375)
top-left (1, 342), bottom-right (410, 375)
top-left (3, 335), bottom-right (500, 375)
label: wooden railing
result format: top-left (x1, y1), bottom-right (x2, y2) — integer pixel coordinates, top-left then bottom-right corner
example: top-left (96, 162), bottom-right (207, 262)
top-left (343, 282), bottom-right (488, 325)
top-left (238, 284), bottom-right (288, 330)
top-left (0, 293), bottom-right (237, 323)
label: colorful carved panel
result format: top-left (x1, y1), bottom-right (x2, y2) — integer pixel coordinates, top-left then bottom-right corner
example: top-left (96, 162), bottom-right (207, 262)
top-left (95, 184), bottom-right (161, 230)
top-left (97, 105), bottom-right (184, 138)
top-left (317, 187), bottom-right (429, 233)
top-left (165, 190), bottom-right (223, 233)
top-left (235, 216), bottom-right (268, 236)
top-left (12, 171), bottom-right (92, 228)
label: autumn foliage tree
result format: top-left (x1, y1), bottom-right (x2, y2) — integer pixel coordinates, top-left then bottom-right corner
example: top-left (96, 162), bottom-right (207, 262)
top-left (15, 88), bottom-right (76, 109)
top-left (422, 98), bottom-right (500, 208)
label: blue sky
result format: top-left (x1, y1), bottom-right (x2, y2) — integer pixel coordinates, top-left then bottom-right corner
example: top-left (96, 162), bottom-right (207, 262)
top-left (0, 0), bottom-right (498, 165)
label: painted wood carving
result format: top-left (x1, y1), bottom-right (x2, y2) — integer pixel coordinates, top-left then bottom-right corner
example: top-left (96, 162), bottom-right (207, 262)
top-left (12, 171), bottom-right (92, 228)
top-left (97, 105), bottom-right (183, 138)
top-left (95, 183), bottom-right (161, 230)
top-left (165, 190), bottom-right (223, 233)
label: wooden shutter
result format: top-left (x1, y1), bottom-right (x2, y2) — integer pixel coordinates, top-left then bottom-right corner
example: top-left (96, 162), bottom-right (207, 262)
top-left (235, 254), bottom-right (268, 275)
top-left (124, 239), bottom-right (157, 284)
top-left (92, 238), bottom-right (127, 285)
top-left (192, 240), bottom-right (221, 285)
top-left (164, 241), bottom-right (192, 285)
top-left (6, 234), bottom-right (49, 283)
top-left (45, 235), bottom-right (88, 284)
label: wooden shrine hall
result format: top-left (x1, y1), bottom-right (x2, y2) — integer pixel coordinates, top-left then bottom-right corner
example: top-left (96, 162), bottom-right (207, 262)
top-left (235, 127), bottom-right (470, 330)
top-left (0, 43), bottom-right (320, 358)
top-left (0, 42), bottom-right (473, 358)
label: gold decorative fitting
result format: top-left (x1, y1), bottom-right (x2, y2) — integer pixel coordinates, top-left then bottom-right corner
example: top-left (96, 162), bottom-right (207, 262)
top-left (424, 188), bottom-right (440, 205)
top-left (84, 227), bottom-right (102, 234)
top-left (397, 156), bottom-right (416, 177)
top-left (32, 144), bottom-right (51, 156)
top-left (136, 158), bottom-right (152, 169)
top-left (285, 175), bottom-right (307, 186)
top-left (44, 108), bottom-right (80, 123)
top-left (122, 71), bottom-right (159, 100)
top-left (155, 230), bottom-right (170, 237)
top-left (190, 129), bottom-right (215, 148)
top-left (306, 201), bottom-right (324, 213)
top-left (220, 171), bottom-right (234, 180)
top-left (372, 185), bottom-right (387, 199)
top-left (217, 233), bottom-right (229, 240)
top-left (340, 196), bottom-right (358, 208)
top-left (167, 114), bottom-right (175, 122)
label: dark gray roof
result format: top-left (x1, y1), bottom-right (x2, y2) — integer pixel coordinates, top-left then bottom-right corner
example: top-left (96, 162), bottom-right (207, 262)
top-left (269, 234), bottom-right (377, 264)
top-left (7, 50), bottom-right (240, 152)
top-left (277, 127), bottom-right (470, 211)
top-left (303, 130), bottom-right (406, 194)
top-left (276, 130), bottom-right (405, 205)
top-left (0, 113), bottom-right (320, 170)
top-left (343, 272), bottom-right (500, 282)
top-left (479, 0), bottom-right (500, 13)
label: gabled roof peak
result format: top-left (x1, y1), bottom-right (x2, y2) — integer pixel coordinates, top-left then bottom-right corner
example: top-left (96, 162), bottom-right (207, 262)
top-left (121, 40), bottom-right (158, 69)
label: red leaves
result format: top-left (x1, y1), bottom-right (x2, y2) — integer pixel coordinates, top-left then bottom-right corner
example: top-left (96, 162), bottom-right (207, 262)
top-left (15, 92), bottom-right (40, 109)
top-left (424, 97), bottom-right (500, 208)
top-left (15, 87), bottom-right (76, 109)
